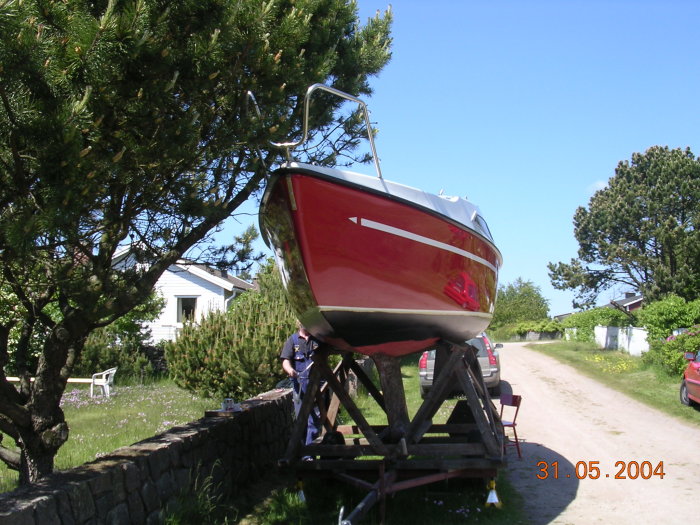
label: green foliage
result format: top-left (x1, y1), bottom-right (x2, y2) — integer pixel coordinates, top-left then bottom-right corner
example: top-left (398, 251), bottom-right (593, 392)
top-left (636, 294), bottom-right (700, 341)
top-left (513, 319), bottom-right (563, 337)
top-left (642, 331), bottom-right (700, 377)
top-left (72, 293), bottom-right (165, 379)
top-left (0, 0), bottom-right (391, 483)
top-left (166, 261), bottom-right (296, 399)
top-left (1, 380), bottom-right (215, 493)
top-left (548, 146), bottom-right (700, 308)
top-left (562, 307), bottom-right (633, 342)
top-left (76, 330), bottom-right (151, 380)
top-left (491, 278), bottom-right (550, 329)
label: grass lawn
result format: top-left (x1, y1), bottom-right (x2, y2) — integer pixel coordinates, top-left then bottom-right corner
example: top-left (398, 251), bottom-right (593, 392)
top-left (527, 341), bottom-right (700, 426)
top-left (0, 379), bottom-right (215, 493)
top-left (3, 361), bottom-right (526, 524)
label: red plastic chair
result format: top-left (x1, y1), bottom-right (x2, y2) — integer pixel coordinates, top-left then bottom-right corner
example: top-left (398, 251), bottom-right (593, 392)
top-left (499, 394), bottom-right (522, 458)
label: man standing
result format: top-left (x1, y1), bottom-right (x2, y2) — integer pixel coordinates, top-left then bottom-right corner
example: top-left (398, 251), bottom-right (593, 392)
top-left (280, 321), bottom-right (321, 450)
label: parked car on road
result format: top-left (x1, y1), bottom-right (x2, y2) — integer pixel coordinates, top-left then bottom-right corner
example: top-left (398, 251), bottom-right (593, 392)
top-left (418, 333), bottom-right (501, 398)
top-left (680, 351), bottom-right (700, 407)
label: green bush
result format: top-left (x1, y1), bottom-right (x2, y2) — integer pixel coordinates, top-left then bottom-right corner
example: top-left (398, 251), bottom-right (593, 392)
top-left (73, 293), bottom-right (165, 380)
top-left (636, 294), bottom-right (700, 341)
top-left (166, 260), bottom-right (296, 400)
top-left (642, 330), bottom-right (700, 376)
top-left (561, 307), bottom-right (632, 342)
top-left (513, 320), bottom-right (563, 337)
top-left (77, 330), bottom-right (154, 379)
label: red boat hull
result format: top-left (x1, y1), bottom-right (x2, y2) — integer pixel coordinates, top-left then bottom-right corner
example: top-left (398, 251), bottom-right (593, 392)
top-left (260, 166), bottom-right (501, 357)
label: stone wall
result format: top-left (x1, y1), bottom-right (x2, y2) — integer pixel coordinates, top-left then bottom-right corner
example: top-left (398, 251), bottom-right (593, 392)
top-left (523, 331), bottom-right (562, 341)
top-left (0, 389), bottom-right (293, 525)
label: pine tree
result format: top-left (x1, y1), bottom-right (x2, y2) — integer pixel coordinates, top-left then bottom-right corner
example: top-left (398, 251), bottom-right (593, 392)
top-left (548, 146), bottom-right (700, 308)
top-left (0, 0), bottom-right (391, 484)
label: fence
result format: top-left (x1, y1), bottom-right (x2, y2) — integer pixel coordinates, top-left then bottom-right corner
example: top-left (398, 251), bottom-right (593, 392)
top-left (593, 325), bottom-right (649, 356)
top-left (0, 389), bottom-right (293, 525)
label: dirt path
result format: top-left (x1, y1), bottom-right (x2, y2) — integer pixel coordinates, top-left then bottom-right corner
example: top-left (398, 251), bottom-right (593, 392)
top-left (498, 341), bottom-right (699, 524)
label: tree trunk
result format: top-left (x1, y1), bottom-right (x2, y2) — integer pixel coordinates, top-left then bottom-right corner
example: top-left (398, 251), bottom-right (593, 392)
top-left (19, 445), bottom-right (58, 485)
top-left (14, 400), bottom-right (69, 484)
top-left (371, 353), bottom-right (409, 442)
top-left (11, 322), bottom-right (78, 484)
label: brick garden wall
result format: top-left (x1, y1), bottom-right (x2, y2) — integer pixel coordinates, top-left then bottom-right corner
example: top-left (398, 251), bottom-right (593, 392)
top-left (0, 389), bottom-right (293, 525)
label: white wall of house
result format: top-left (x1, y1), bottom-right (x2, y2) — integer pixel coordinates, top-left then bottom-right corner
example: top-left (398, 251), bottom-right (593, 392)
top-left (147, 264), bottom-right (233, 343)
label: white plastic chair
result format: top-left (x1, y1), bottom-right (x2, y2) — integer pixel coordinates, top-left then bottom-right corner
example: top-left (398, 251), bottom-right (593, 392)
top-left (90, 367), bottom-right (118, 398)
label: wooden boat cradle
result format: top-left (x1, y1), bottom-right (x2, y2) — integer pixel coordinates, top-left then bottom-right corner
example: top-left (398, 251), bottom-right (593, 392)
top-left (279, 340), bottom-right (506, 524)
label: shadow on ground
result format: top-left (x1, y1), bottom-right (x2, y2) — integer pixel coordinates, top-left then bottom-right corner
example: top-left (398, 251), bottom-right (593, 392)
top-left (498, 380), bottom-right (579, 525)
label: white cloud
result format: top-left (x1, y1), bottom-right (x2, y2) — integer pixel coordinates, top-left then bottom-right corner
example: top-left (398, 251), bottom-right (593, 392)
top-left (587, 180), bottom-right (607, 194)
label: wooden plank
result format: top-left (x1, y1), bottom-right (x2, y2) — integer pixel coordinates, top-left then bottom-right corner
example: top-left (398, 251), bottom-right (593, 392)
top-left (423, 423), bottom-right (479, 434)
top-left (305, 439), bottom-right (485, 458)
top-left (297, 457), bottom-right (502, 474)
top-left (336, 424), bottom-right (388, 435)
top-left (336, 423), bottom-right (479, 436)
top-left (406, 442), bottom-right (485, 456)
top-left (305, 443), bottom-right (373, 457)
top-left (6, 377), bottom-right (93, 383)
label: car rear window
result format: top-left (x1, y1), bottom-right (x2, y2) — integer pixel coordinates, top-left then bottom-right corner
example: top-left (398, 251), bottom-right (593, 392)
top-left (467, 338), bottom-right (487, 356)
top-left (428, 339), bottom-right (488, 358)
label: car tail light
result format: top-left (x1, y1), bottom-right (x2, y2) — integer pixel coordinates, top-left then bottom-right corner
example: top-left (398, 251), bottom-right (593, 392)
top-left (487, 348), bottom-right (497, 366)
top-left (418, 351), bottom-right (428, 370)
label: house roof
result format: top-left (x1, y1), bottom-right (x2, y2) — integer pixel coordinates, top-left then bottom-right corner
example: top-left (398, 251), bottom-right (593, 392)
top-left (615, 294), bottom-right (643, 307)
top-left (553, 313), bottom-right (573, 322)
top-left (177, 262), bottom-right (254, 292)
top-left (111, 247), bottom-right (254, 293)
top-left (607, 293), bottom-right (643, 311)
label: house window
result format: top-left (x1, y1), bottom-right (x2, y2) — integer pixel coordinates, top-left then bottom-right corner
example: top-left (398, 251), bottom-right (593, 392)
top-left (177, 297), bottom-right (197, 323)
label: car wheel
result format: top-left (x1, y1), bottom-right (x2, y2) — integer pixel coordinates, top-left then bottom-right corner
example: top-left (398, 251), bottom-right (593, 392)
top-left (680, 380), bottom-right (695, 407)
top-left (420, 385), bottom-right (429, 399)
top-left (488, 384), bottom-right (501, 397)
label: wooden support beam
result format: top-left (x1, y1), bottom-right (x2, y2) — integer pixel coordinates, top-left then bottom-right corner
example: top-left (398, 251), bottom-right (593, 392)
top-left (281, 361), bottom-right (322, 463)
top-left (453, 358), bottom-right (502, 459)
top-left (463, 346), bottom-right (503, 449)
top-left (347, 355), bottom-right (385, 411)
top-left (371, 354), bottom-right (409, 441)
top-left (314, 352), bottom-right (390, 457)
top-left (405, 343), bottom-right (465, 444)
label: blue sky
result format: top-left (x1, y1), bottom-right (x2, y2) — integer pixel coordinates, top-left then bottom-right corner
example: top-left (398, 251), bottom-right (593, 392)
top-left (224, 0), bottom-right (700, 316)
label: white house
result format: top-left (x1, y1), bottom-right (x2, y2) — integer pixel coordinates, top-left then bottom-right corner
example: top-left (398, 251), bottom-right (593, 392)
top-left (149, 262), bottom-right (254, 342)
top-left (113, 250), bottom-right (254, 343)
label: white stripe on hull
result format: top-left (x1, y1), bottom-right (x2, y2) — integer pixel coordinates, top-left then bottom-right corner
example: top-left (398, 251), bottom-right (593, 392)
top-left (348, 217), bottom-right (498, 273)
top-left (318, 305), bottom-right (492, 318)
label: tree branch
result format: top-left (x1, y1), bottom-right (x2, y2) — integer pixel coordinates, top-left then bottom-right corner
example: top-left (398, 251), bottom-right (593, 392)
top-left (0, 444), bottom-right (21, 471)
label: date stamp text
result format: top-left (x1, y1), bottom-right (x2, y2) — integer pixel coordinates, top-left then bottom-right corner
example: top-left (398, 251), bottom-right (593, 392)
top-left (536, 461), bottom-right (665, 480)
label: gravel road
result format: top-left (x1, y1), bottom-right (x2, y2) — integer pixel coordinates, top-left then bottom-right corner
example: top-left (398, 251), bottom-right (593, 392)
top-left (497, 341), bottom-right (699, 524)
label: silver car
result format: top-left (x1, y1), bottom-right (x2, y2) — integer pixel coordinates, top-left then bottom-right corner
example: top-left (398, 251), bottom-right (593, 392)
top-left (418, 333), bottom-right (501, 398)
